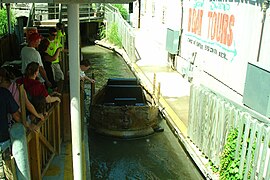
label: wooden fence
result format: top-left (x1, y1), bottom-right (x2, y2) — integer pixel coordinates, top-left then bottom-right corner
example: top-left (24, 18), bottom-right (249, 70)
top-left (19, 85), bottom-right (61, 180)
top-left (188, 84), bottom-right (270, 179)
top-left (27, 103), bottom-right (61, 179)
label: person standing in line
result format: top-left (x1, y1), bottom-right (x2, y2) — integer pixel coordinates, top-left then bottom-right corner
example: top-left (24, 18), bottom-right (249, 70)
top-left (0, 87), bottom-right (21, 180)
top-left (56, 22), bottom-right (66, 46)
top-left (0, 67), bottom-right (44, 123)
top-left (21, 32), bottom-right (52, 88)
top-left (38, 38), bottom-right (62, 91)
top-left (16, 62), bottom-right (61, 104)
top-left (0, 87), bottom-right (32, 180)
top-left (0, 87), bottom-right (21, 143)
top-left (47, 27), bottom-right (64, 92)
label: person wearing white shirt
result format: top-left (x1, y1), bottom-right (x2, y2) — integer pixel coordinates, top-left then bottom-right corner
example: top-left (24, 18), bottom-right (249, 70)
top-left (21, 32), bottom-right (51, 88)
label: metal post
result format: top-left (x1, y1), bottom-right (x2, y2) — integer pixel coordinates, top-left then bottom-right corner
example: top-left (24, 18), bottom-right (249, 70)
top-left (152, 73), bottom-right (156, 105)
top-left (153, 73), bottom-right (156, 95)
top-left (67, 4), bottom-right (83, 180)
top-left (91, 73), bottom-right (95, 97)
top-left (257, 0), bottom-right (269, 62)
top-left (10, 123), bottom-right (31, 180)
top-left (157, 82), bottom-right (161, 104)
top-left (5, 3), bottom-right (11, 34)
top-left (138, 0), bottom-right (141, 28)
top-left (59, 3), bottom-right (63, 23)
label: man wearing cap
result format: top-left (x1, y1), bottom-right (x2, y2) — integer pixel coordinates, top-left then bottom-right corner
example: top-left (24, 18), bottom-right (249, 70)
top-left (21, 32), bottom-right (51, 87)
top-left (47, 27), bottom-right (64, 92)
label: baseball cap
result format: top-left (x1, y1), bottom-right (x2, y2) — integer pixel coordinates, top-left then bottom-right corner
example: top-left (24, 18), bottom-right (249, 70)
top-left (28, 32), bottom-right (42, 42)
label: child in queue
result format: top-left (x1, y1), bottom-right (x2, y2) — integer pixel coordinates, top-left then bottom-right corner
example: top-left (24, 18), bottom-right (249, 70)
top-left (80, 59), bottom-right (95, 83)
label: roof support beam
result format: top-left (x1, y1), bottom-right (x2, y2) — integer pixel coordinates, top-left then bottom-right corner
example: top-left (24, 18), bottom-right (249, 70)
top-left (1, 0), bottom-right (135, 3)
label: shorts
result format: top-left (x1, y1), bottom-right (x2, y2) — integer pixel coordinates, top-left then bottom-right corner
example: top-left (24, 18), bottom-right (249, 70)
top-left (51, 63), bottom-right (64, 82)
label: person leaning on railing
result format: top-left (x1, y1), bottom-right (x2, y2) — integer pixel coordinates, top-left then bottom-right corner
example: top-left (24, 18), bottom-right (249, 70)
top-left (80, 59), bottom-right (95, 83)
top-left (0, 87), bottom-right (32, 180)
top-left (0, 67), bottom-right (44, 126)
top-left (16, 62), bottom-right (61, 109)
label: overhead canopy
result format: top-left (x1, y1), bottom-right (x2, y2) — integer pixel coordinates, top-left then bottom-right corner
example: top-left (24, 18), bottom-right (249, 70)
top-left (1, 0), bottom-right (135, 3)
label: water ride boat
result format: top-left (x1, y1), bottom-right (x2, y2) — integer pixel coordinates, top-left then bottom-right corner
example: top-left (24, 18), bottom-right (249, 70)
top-left (89, 78), bottom-right (161, 138)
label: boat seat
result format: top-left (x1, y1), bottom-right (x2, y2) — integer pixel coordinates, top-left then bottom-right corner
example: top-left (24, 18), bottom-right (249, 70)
top-left (107, 78), bottom-right (138, 85)
top-left (104, 85), bottom-right (145, 105)
top-left (114, 98), bottom-right (137, 105)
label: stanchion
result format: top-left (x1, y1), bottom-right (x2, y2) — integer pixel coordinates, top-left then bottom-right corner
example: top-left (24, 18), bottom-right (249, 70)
top-left (157, 82), bottom-right (161, 104)
top-left (153, 73), bottom-right (156, 95)
top-left (90, 73), bottom-right (95, 105)
top-left (152, 73), bottom-right (156, 105)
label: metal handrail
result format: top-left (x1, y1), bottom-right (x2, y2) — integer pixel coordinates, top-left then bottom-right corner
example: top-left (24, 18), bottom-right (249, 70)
top-left (58, 3), bottom-right (62, 23)
top-left (26, 3), bottom-right (35, 27)
top-left (27, 3), bottom-right (104, 25)
top-left (104, 4), bottom-right (136, 62)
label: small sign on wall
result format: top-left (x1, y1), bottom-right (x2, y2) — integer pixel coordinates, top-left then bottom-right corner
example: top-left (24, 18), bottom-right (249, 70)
top-left (243, 63), bottom-right (270, 117)
top-left (166, 28), bottom-right (179, 55)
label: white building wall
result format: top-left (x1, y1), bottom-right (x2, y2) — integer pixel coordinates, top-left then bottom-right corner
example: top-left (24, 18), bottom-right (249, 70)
top-left (136, 0), bottom-right (269, 101)
top-left (178, 0), bottom-right (268, 98)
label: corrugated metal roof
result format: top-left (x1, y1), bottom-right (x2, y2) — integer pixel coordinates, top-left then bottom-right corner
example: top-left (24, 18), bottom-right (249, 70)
top-left (1, 0), bottom-right (135, 3)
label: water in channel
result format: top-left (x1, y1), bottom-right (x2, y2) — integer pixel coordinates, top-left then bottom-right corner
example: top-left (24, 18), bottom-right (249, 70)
top-left (82, 45), bottom-right (204, 180)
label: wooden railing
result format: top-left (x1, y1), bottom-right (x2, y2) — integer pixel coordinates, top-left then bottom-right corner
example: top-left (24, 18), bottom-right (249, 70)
top-left (18, 85), bottom-right (61, 179)
top-left (27, 103), bottom-right (61, 179)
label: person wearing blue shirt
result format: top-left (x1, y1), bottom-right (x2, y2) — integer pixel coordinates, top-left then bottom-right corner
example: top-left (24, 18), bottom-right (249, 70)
top-left (0, 87), bottom-right (21, 142)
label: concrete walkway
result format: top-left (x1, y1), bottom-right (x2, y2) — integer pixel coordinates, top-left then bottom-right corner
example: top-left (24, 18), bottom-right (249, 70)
top-left (133, 25), bottom-right (191, 135)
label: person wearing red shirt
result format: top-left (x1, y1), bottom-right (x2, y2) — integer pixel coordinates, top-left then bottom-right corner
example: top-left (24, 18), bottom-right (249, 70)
top-left (16, 62), bottom-right (61, 106)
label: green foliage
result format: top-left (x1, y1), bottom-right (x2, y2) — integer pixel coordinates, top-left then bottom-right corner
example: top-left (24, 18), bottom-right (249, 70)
top-left (209, 161), bottom-right (219, 173)
top-left (98, 24), bottom-right (106, 40)
top-left (219, 129), bottom-right (242, 180)
top-left (113, 4), bottom-right (128, 20)
top-left (219, 128), bottom-right (256, 180)
top-left (99, 22), bottom-right (122, 47)
top-left (106, 23), bottom-right (122, 47)
top-left (0, 8), bottom-right (16, 36)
